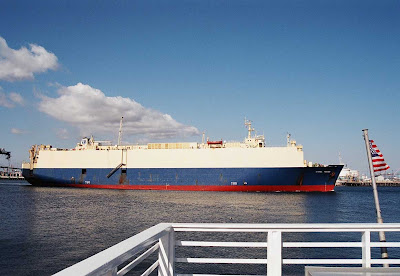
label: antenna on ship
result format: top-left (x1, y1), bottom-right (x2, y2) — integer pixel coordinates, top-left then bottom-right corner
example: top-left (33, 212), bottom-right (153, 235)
top-left (287, 133), bottom-right (291, 147)
top-left (118, 116), bottom-right (124, 147)
top-left (338, 152), bottom-right (343, 165)
top-left (244, 118), bottom-right (254, 139)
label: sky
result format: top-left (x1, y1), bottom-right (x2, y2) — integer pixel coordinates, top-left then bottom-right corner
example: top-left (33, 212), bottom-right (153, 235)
top-left (0, 0), bottom-right (399, 175)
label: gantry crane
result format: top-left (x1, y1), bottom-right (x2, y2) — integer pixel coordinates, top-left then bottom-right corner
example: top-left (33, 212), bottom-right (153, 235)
top-left (0, 148), bottom-right (11, 160)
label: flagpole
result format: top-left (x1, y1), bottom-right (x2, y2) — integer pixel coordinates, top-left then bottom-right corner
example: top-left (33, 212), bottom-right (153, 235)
top-left (362, 129), bottom-right (389, 266)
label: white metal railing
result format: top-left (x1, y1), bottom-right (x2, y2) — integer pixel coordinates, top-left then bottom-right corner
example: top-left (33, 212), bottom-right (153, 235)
top-left (53, 223), bottom-right (400, 276)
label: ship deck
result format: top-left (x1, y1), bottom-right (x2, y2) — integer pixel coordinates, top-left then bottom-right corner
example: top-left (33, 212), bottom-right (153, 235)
top-left (54, 223), bottom-right (400, 276)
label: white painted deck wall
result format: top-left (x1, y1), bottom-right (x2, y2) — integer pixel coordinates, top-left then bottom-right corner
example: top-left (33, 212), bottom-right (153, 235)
top-left (29, 147), bottom-right (305, 169)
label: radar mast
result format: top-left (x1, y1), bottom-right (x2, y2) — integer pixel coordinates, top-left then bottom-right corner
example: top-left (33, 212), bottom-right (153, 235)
top-left (244, 119), bottom-right (254, 139)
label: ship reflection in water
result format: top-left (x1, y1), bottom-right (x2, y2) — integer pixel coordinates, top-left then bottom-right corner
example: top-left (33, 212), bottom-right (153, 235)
top-left (2, 182), bottom-right (400, 275)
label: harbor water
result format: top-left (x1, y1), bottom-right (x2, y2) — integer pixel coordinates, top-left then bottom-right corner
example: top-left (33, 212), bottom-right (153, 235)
top-left (1, 180), bottom-right (400, 275)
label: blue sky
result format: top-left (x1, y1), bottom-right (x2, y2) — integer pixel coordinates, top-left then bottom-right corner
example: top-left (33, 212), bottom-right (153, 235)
top-left (0, 0), bottom-right (399, 175)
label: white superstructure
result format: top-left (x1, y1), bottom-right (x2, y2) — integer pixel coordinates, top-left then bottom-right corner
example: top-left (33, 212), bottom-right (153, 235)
top-left (23, 120), bottom-right (306, 170)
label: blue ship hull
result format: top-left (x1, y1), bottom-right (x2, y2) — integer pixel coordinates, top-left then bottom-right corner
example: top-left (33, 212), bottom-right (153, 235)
top-left (23, 165), bottom-right (343, 192)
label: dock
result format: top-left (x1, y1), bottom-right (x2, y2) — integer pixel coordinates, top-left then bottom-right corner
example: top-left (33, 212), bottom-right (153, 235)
top-left (0, 166), bottom-right (24, 180)
top-left (336, 180), bottom-right (400, 187)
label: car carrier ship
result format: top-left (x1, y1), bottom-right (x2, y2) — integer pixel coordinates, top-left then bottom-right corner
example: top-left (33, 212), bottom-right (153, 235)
top-left (22, 120), bottom-right (342, 192)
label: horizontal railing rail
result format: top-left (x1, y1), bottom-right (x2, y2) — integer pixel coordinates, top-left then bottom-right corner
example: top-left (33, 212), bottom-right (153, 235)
top-left (54, 223), bottom-right (400, 276)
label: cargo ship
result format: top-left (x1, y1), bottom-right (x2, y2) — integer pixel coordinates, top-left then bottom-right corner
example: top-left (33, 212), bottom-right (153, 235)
top-left (22, 120), bottom-right (342, 192)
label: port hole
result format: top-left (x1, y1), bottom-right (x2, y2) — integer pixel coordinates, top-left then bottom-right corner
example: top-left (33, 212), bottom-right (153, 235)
top-left (122, 168), bottom-right (127, 174)
top-left (82, 169), bottom-right (87, 174)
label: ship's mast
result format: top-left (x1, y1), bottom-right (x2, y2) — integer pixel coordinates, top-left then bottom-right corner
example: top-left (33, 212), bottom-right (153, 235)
top-left (118, 116), bottom-right (124, 146)
top-left (245, 119), bottom-right (254, 139)
top-left (338, 152), bottom-right (343, 165)
top-left (287, 133), bottom-right (291, 147)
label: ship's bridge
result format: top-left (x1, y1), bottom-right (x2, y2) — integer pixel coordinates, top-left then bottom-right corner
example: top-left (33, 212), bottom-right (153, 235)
top-left (75, 136), bottom-right (112, 150)
top-left (244, 135), bottom-right (265, 148)
top-left (244, 120), bottom-right (265, 148)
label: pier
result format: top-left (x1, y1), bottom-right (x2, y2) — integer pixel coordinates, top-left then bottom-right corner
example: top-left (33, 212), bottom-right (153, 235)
top-left (0, 166), bottom-right (24, 180)
top-left (336, 180), bottom-right (400, 187)
top-left (54, 223), bottom-right (400, 276)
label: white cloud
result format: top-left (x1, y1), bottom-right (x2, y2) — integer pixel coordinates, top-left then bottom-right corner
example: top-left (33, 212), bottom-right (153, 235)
top-left (0, 36), bottom-right (59, 81)
top-left (56, 128), bottom-right (69, 140)
top-left (9, 92), bottom-right (24, 105)
top-left (0, 89), bottom-right (24, 108)
top-left (0, 91), bottom-right (13, 108)
top-left (38, 83), bottom-right (199, 139)
top-left (11, 128), bottom-right (26, 135)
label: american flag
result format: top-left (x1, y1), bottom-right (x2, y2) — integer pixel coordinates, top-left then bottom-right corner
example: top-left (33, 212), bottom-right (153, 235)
top-left (369, 140), bottom-right (390, 174)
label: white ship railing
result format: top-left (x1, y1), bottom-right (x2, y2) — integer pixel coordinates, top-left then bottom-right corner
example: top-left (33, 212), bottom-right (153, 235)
top-left (53, 223), bottom-right (400, 276)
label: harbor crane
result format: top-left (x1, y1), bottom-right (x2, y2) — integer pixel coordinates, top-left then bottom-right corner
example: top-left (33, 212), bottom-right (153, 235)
top-left (0, 148), bottom-right (11, 160)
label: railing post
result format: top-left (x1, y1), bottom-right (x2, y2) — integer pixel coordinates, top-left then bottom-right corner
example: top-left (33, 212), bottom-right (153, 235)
top-left (362, 230), bottom-right (371, 268)
top-left (267, 230), bottom-right (282, 276)
top-left (158, 228), bottom-right (175, 276)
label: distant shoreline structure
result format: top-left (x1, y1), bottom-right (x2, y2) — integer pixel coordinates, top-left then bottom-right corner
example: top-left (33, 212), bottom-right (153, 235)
top-left (0, 167), bottom-right (24, 180)
top-left (337, 180), bottom-right (400, 187)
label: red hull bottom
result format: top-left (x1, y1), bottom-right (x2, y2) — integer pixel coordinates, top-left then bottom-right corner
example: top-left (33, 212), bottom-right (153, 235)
top-left (37, 184), bottom-right (335, 192)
